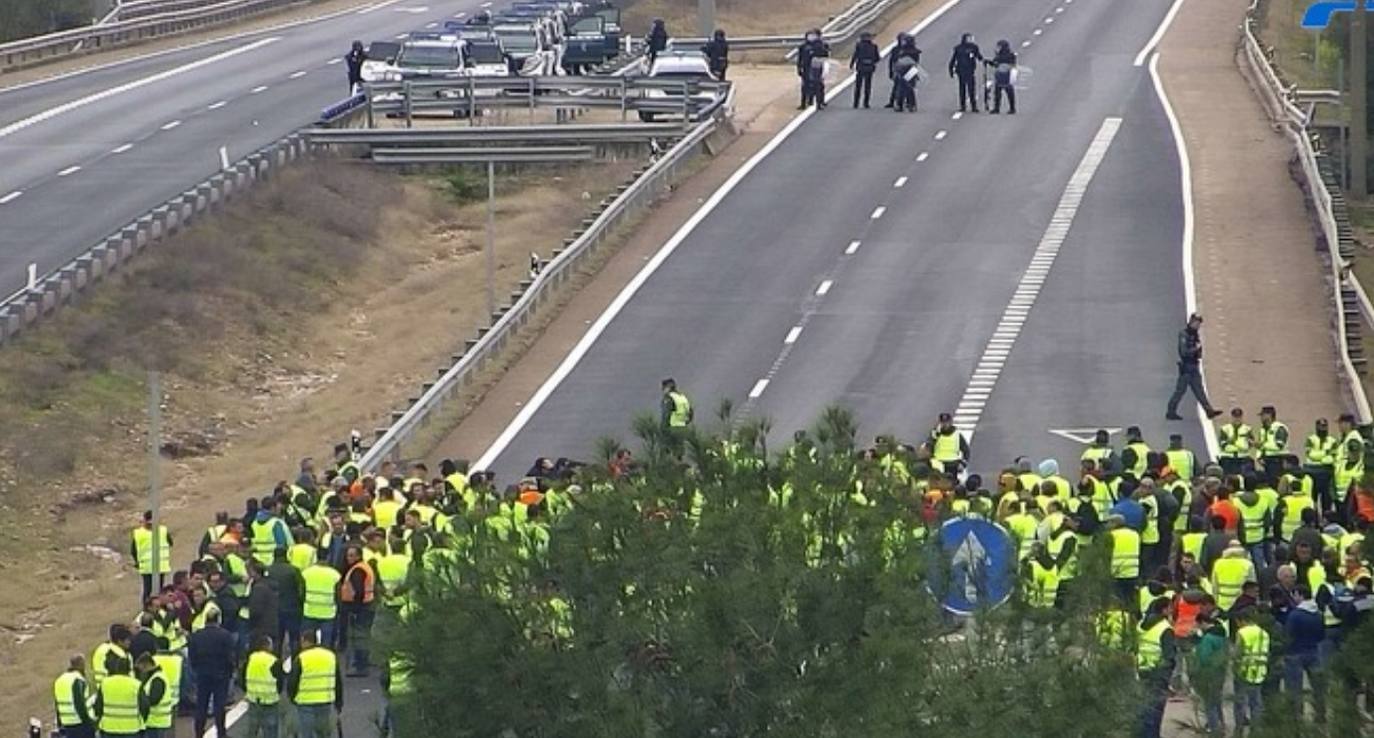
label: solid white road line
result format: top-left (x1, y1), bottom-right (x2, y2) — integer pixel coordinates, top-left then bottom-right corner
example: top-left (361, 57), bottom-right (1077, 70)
top-left (207, 100), bottom-right (228, 109)
top-left (749, 379), bottom-right (770, 398)
top-left (0, 191), bottom-right (22, 204)
top-left (0, 38), bottom-right (278, 141)
top-left (950, 117), bottom-right (1122, 441)
top-left (871, 206), bottom-right (886, 219)
top-left (784, 326), bottom-right (804, 344)
top-left (1135, 0), bottom-right (1190, 66)
top-left (57, 165), bottom-right (81, 176)
top-left (1149, 52), bottom-right (1219, 459)
top-left (816, 280), bottom-right (833, 296)
top-left (471, 0), bottom-right (973, 470)
top-left (845, 240), bottom-right (861, 254)
top-left (894, 176), bottom-right (908, 188)
top-left (112, 143), bottom-right (133, 153)
top-left (250, 85), bottom-right (269, 93)
top-left (160, 120), bottom-right (181, 130)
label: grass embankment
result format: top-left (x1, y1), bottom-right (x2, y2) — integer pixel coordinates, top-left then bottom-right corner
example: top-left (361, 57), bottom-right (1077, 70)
top-left (0, 157), bottom-right (636, 728)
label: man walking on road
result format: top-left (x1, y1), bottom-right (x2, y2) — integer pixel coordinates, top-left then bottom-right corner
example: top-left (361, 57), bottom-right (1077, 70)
top-left (345, 40), bottom-right (366, 95)
top-left (188, 609), bottom-right (236, 738)
top-left (661, 378), bottom-right (693, 429)
top-left (947, 33), bottom-right (982, 113)
top-left (1166, 313), bottom-right (1222, 421)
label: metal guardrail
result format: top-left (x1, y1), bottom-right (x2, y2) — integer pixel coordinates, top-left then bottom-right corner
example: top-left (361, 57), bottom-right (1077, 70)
top-left (0, 0), bottom-right (308, 72)
top-left (1240, 0), bottom-right (1373, 422)
top-left (665, 0), bottom-right (901, 53)
top-left (113, 0), bottom-right (246, 21)
top-left (356, 101), bottom-right (732, 471)
top-left (372, 144), bottom-right (595, 163)
top-left (305, 121), bottom-right (689, 146)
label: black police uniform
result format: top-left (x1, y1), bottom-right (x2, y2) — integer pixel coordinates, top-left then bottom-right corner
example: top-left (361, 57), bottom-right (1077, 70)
top-left (850, 38), bottom-right (881, 108)
top-left (948, 38), bottom-right (983, 112)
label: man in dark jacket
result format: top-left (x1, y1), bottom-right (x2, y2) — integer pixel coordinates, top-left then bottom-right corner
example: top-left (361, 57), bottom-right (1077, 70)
top-left (947, 32), bottom-right (982, 112)
top-left (345, 41), bottom-right (366, 94)
top-left (245, 561), bottom-right (279, 652)
top-left (646, 19), bottom-right (669, 64)
top-left (887, 33), bottom-right (921, 112)
top-left (701, 29), bottom-right (729, 81)
top-left (796, 29), bottom-right (830, 110)
top-left (1166, 313), bottom-right (1222, 420)
top-left (267, 546), bottom-right (305, 656)
top-left (188, 610), bottom-right (237, 738)
top-left (986, 39), bottom-right (1017, 113)
top-left (849, 32), bottom-right (881, 108)
top-left (1283, 584), bottom-right (1326, 721)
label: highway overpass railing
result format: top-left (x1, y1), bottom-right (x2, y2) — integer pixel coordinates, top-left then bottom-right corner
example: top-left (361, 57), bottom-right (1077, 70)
top-left (355, 101), bottom-right (734, 471)
top-left (0, 0), bottom-right (312, 72)
top-left (1240, 0), bottom-right (1373, 423)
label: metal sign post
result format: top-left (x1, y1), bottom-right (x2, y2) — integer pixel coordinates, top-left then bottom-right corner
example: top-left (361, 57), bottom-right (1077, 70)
top-left (486, 161), bottom-right (497, 320)
top-left (698, 0), bottom-right (716, 37)
top-left (147, 371), bottom-right (162, 582)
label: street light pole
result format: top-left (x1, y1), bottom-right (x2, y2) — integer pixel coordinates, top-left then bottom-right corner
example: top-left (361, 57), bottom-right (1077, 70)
top-left (486, 161), bottom-right (496, 320)
top-left (147, 371), bottom-right (162, 583)
top-left (1353, 0), bottom-right (1368, 197)
top-left (698, 0), bottom-right (716, 38)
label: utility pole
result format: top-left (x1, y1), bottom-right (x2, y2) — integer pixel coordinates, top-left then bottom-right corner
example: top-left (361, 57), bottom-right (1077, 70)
top-left (1353, 0), bottom-right (1368, 197)
top-left (147, 371), bottom-right (162, 582)
top-left (698, 0), bottom-right (716, 38)
top-left (486, 161), bottom-right (496, 320)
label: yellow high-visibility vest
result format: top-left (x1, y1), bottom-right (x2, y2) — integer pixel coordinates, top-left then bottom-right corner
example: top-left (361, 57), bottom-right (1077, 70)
top-left (96, 674), bottom-right (143, 735)
top-left (1110, 528), bottom-right (1141, 580)
top-left (302, 564), bottom-right (341, 621)
top-left (245, 651), bottom-right (280, 705)
top-left (295, 647), bottom-right (338, 706)
top-left (52, 671), bottom-right (87, 727)
top-left (1136, 619), bottom-right (1171, 671)
top-left (132, 526), bottom-right (172, 575)
top-left (1236, 624), bottom-right (1270, 684)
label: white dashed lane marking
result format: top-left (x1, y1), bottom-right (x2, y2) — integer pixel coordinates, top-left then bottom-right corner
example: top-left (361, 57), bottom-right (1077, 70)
top-left (160, 120), bottom-right (181, 130)
top-left (327, 57), bottom-right (344, 65)
top-left (1034, 28), bottom-right (1043, 35)
top-left (784, 326), bottom-right (803, 344)
top-left (207, 100), bottom-right (227, 109)
top-left (112, 143), bottom-right (133, 153)
top-left (250, 85), bottom-right (269, 93)
top-left (0, 191), bottom-right (21, 204)
top-left (948, 117), bottom-right (1122, 437)
top-left (935, 129), bottom-right (948, 140)
top-left (916, 151), bottom-right (929, 161)
top-left (816, 280), bottom-right (833, 296)
top-left (845, 240), bottom-right (861, 254)
top-left (952, 111), bottom-right (963, 120)
top-left (1022, 40), bottom-right (1032, 47)
top-left (871, 206), bottom-right (886, 219)
top-left (748, 378), bottom-right (770, 398)
top-left (894, 176), bottom-right (908, 188)
top-left (57, 165), bottom-right (81, 176)
top-left (289, 70), bottom-right (307, 79)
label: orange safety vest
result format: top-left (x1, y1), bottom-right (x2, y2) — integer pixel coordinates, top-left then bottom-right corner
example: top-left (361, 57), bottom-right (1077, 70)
top-left (339, 562), bottom-right (375, 604)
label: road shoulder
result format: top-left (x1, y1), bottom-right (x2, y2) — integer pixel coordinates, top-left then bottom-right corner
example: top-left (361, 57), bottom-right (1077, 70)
top-left (1159, 0), bottom-right (1346, 433)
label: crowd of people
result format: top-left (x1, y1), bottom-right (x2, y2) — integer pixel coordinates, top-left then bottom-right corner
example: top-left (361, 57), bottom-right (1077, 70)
top-left (44, 376), bottom-right (1374, 738)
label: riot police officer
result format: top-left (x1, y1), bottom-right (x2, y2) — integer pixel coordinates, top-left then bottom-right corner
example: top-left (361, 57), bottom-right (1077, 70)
top-left (947, 32), bottom-right (983, 112)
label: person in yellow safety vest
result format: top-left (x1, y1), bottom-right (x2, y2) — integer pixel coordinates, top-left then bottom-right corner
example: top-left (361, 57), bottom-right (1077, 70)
top-left (1011, 457), bottom-right (1041, 500)
top-left (927, 412), bottom-right (970, 474)
top-left (1232, 484), bottom-right (1273, 570)
top-left (1003, 498), bottom-right (1040, 562)
top-left (1231, 608), bottom-right (1270, 729)
top-left (1046, 520), bottom-right (1080, 607)
top-left (1334, 435), bottom-right (1364, 514)
top-left (242, 635), bottom-right (285, 738)
top-left (1256, 405), bottom-right (1290, 479)
top-left (1021, 543), bottom-right (1060, 610)
top-left (53, 654), bottom-right (96, 738)
top-left (1277, 478), bottom-right (1316, 543)
top-left (1080, 459), bottom-right (1115, 518)
top-left (91, 661), bottom-right (146, 738)
top-left (249, 497), bottom-right (292, 567)
top-left (1121, 426), bottom-right (1152, 480)
top-left (131, 511), bottom-right (173, 606)
top-left (1137, 597), bottom-right (1177, 738)
top-left (132, 653), bottom-right (172, 738)
top-left (661, 377), bottom-right (693, 428)
top-left (373, 486), bottom-right (403, 531)
top-left (1211, 541), bottom-right (1257, 611)
top-left (91, 624), bottom-right (133, 690)
top-left (1161, 466), bottom-right (1192, 535)
top-left (1095, 605), bottom-right (1133, 651)
top-left (1217, 407), bottom-right (1256, 477)
top-left (1038, 459), bottom-right (1072, 501)
top-left (1106, 515), bottom-right (1141, 604)
top-left (1137, 575), bottom-right (1176, 620)
top-left (1135, 479), bottom-right (1164, 574)
top-left (289, 527), bottom-right (319, 571)
top-left (1164, 434), bottom-right (1196, 485)
top-left (1305, 418), bottom-right (1340, 514)
top-left (376, 545), bottom-right (413, 609)
top-left (288, 630), bottom-right (344, 738)
top-left (381, 652), bottom-right (413, 737)
top-left (1081, 429), bottom-right (1115, 471)
top-left (197, 512), bottom-right (230, 559)
top-left (301, 558), bottom-right (342, 649)
top-left (333, 442), bottom-right (361, 485)
top-left (151, 643), bottom-right (183, 723)
top-left (1173, 516), bottom-right (1208, 575)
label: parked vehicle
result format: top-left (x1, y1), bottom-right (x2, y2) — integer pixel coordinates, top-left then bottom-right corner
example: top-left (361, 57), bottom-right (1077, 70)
top-left (360, 40), bottom-right (401, 83)
top-left (493, 22), bottom-right (558, 75)
top-left (393, 37), bottom-right (467, 78)
top-left (637, 50), bottom-right (720, 121)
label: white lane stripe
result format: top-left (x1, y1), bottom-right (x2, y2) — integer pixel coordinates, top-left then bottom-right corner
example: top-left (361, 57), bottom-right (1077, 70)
top-left (1149, 52), bottom-right (1220, 459)
top-left (112, 143), bottom-right (133, 153)
top-left (1045, 17), bottom-right (1054, 23)
top-left (784, 326), bottom-right (803, 344)
top-left (455, 11), bottom-right (467, 17)
top-left (1034, 28), bottom-right (1043, 35)
top-left (951, 111), bottom-right (963, 120)
top-left (0, 191), bottom-right (21, 204)
top-left (935, 129), bottom-right (948, 140)
top-left (207, 100), bottom-right (227, 109)
top-left (845, 240), bottom-right (861, 254)
top-left (916, 151), bottom-right (929, 162)
top-left (950, 117), bottom-right (1122, 443)
top-left (425, 21), bottom-right (438, 28)
top-left (289, 70), bottom-right (307, 79)
top-left (160, 120), bottom-right (181, 130)
top-left (57, 165), bottom-right (81, 176)
top-left (749, 379), bottom-right (770, 398)
top-left (894, 176), bottom-right (908, 188)
top-left (0, 37), bottom-right (278, 141)
top-left (1022, 40), bottom-right (1032, 47)
top-left (816, 280), bottom-right (833, 295)
top-left (1056, 6), bottom-right (1064, 12)
top-left (470, 0), bottom-right (974, 470)
top-left (871, 206), bottom-right (886, 219)
top-left (327, 57), bottom-right (344, 65)
top-left (1134, 0), bottom-right (1189, 66)
top-left (250, 85), bottom-right (269, 93)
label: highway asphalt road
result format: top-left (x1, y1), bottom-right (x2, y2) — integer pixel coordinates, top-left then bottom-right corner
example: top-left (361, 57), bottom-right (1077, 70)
top-left (0, 0), bottom-right (490, 300)
top-left (472, 0), bottom-right (1212, 483)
